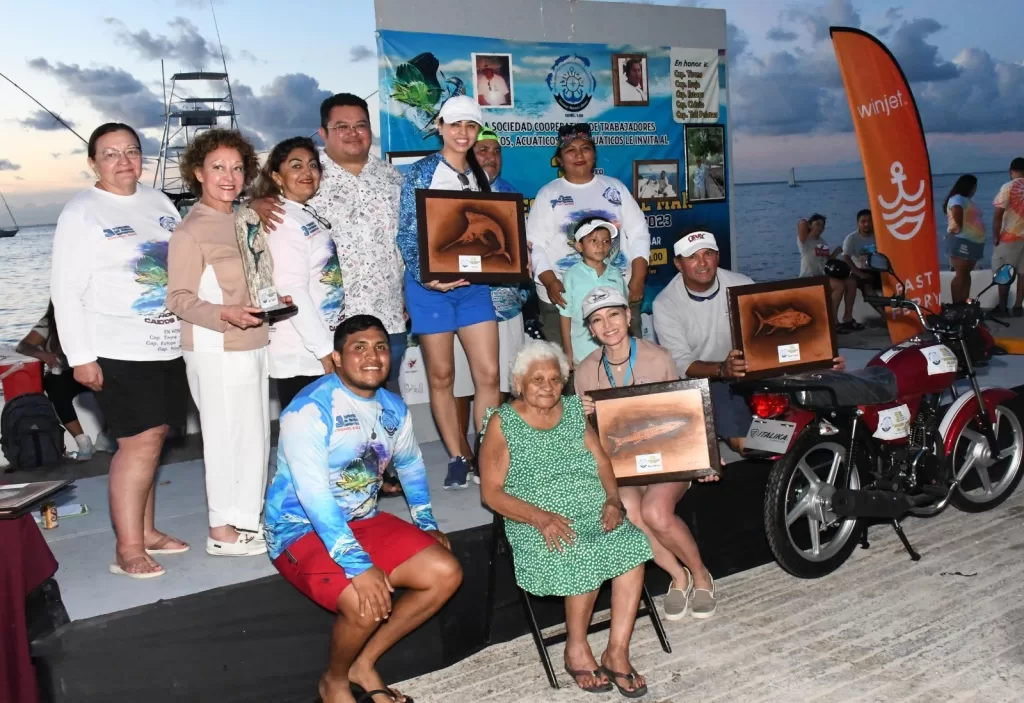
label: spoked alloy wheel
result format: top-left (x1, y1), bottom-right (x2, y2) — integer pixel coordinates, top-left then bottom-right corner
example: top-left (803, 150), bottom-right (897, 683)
top-left (764, 432), bottom-right (862, 578)
top-left (950, 404), bottom-right (1024, 513)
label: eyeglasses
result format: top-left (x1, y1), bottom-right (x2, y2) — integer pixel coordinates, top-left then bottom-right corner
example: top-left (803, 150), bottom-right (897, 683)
top-left (456, 173), bottom-right (473, 191)
top-left (303, 205), bottom-right (332, 230)
top-left (326, 123), bottom-right (371, 135)
top-left (99, 147), bottom-right (143, 162)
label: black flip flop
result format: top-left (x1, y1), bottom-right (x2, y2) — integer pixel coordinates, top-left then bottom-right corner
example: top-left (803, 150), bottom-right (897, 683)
top-left (564, 664), bottom-right (613, 693)
top-left (600, 665), bottom-right (648, 699)
top-left (1014, 307), bottom-right (1023, 318)
top-left (351, 684), bottom-right (414, 703)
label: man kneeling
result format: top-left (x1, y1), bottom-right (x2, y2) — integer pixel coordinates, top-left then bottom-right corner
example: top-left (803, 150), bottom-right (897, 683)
top-left (265, 315), bottom-right (462, 703)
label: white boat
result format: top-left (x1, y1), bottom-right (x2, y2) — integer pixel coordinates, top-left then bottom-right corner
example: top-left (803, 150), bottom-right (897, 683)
top-left (0, 190), bottom-right (18, 237)
top-left (787, 167), bottom-right (799, 188)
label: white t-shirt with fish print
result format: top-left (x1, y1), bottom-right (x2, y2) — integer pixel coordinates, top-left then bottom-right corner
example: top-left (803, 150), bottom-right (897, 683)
top-left (527, 174), bottom-right (652, 304)
top-left (50, 184), bottom-right (182, 367)
top-left (267, 199), bottom-right (345, 379)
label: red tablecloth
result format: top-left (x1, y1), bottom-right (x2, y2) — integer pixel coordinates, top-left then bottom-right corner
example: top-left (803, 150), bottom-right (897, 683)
top-left (1, 514), bottom-right (58, 703)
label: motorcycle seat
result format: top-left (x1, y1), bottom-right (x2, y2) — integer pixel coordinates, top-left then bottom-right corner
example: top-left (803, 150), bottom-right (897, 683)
top-left (755, 366), bottom-right (899, 409)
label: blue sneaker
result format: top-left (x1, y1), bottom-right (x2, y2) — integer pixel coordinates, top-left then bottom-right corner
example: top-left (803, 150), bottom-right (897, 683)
top-left (444, 456), bottom-right (471, 490)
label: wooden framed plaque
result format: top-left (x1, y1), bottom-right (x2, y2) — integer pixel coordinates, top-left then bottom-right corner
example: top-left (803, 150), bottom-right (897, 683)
top-left (415, 189), bottom-right (528, 284)
top-left (0, 480), bottom-right (73, 519)
top-left (590, 379), bottom-right (721, 485)
top-left (727, 276), bottom-right (838, 381)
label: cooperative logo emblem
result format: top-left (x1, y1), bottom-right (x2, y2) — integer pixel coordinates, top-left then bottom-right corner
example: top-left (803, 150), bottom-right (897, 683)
top-left (547, 54), bottom-right (596, 113)
top-left (158, 216), bottom-right (178, 232)
top-left (602, 187), bottom-right (622, 206)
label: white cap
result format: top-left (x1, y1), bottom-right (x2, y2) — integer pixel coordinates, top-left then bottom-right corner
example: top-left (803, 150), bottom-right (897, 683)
top-left (573, 218), bottom-right (619, 242)
top-left (673, 230), bottom-right (719, 258)
top-left (438, 95), bottom-right (483, 126)
top-left (581, 286), bottom-right (629, 320)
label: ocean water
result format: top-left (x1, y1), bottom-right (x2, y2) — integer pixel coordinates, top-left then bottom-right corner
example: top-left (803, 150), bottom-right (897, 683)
top-left (0, 171), bottom-right (1009, 347)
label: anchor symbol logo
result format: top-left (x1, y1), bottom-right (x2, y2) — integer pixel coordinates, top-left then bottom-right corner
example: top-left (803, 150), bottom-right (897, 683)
top-left (877, 162), bottom-right (926, 241)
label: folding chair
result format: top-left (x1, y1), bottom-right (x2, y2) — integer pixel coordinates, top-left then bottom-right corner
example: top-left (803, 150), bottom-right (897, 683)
top-left (482, 513), bottom-right (671, 689)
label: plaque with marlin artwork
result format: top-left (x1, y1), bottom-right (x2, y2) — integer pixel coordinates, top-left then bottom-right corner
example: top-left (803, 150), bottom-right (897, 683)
top-left (589, 379), bottom-right (722, 485)
top-left (727, 276), bottom-right (838, 380)
top-left (235, 206), bottom-right (297, 321)
top-left (415, 189), bottom-right (528, 284)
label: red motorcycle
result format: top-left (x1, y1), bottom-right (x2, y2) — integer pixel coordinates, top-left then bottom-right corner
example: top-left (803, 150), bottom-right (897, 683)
top-left (739, 254), bottom-right (1023, 578)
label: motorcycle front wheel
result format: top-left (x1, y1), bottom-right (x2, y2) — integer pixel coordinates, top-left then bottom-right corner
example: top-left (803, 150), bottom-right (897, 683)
top-left (949, 403), bottom-right (1024, 513)
top-left (764, 430), bottom-right (862, 578)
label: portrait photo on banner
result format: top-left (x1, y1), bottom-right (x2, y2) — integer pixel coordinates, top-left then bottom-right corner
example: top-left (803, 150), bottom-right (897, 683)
top-left (685, 124), bottom-right (726, 203)
top-left (472, 53), bottom-right (514, 108)
top-left (633, 159), bottom-right (680, 205)
top-left (612, 53), bottom-right (649, 106)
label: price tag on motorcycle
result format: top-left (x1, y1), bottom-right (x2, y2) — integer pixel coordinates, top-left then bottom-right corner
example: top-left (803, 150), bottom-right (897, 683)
top-left (921, 345), bottom-right (957, 375)
top-left (745, 418), bottom-right (797, 454)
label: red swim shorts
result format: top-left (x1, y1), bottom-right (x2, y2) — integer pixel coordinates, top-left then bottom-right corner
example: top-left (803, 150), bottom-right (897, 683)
top-left (271, 512), bottom-right (438, 612)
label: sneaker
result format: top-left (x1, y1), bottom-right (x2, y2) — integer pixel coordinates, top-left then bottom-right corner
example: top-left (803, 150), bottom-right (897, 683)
top-left (444, 456), bottom-right (471, 490)
top-left (206, 531), bottom-right (268, 557)
top-left (690, 571), bottom-right (717, 619)
top-left (663, 567), bottom-right (693, 621)
top-left (94, 431), bottom-right (118, 453)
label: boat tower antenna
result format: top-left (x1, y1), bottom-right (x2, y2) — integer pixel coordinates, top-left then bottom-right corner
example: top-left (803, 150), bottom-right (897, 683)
top-left (0, 71), bottom-right (87, 145)
top-left (210, 0), bottom-right (238, 131)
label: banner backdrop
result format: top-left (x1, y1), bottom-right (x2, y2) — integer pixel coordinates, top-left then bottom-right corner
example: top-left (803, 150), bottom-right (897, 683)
top-left (377, 30), bottom-right (730, 311)
top-left (831, 27), bottom-right (939, 344)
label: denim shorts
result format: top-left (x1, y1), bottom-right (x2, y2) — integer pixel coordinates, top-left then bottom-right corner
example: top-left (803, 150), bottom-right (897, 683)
top-left (404, 271), bottom-right (497, 335)
top-left (947, 235), bottom-right (984, 262)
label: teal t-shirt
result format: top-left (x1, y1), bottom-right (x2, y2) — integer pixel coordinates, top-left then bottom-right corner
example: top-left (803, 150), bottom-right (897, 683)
top-left (560, 260), bottom-right (628, 363)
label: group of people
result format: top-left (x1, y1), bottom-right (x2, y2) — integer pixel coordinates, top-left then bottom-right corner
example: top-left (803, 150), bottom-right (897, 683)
top-left (795, 158), bottom-right (1024, 326)
top-left (48, 86), bottom-right (1001, 701)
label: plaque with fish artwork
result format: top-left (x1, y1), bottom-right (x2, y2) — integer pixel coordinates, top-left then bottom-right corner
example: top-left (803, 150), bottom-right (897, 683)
top-left (727, 276), bottom-right (838, 380)
top-left (415, 189), bottom-right (528, 284)
top-left (590, 379), bottom-right (721, 485)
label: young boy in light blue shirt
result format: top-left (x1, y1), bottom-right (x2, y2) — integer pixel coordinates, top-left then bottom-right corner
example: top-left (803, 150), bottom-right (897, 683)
top-left (559, 217), bottom-right (629, 365)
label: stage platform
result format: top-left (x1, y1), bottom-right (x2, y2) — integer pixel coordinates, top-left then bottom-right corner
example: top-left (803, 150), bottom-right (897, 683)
top-left (22, 348), bottom-right (1024, 702)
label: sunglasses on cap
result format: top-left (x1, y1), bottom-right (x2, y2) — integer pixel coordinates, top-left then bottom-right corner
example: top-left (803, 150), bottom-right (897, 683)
top-left (557, 123), bottom-right (594, 150)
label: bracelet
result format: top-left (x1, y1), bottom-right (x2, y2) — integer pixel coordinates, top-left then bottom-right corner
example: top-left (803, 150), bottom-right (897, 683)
top-left (604, 497), bottom-right (623, 510)
top-left (718, 361), bottom-right (726, 379)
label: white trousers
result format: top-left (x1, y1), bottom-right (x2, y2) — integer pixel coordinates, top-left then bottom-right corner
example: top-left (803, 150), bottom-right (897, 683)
top-left (184, 348), bottom-right (270, 531)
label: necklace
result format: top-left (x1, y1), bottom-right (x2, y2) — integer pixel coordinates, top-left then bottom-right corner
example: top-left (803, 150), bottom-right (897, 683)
top-left (601, 337), bottom-right (637, 388)
top-left (370, 402), bottom-right (382, 440)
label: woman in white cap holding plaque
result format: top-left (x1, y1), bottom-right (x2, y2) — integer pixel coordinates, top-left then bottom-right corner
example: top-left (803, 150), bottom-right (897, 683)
top-left (396, 95), bottom-right (501, 491)
top-left (575, 285), bottom-right (721, 622)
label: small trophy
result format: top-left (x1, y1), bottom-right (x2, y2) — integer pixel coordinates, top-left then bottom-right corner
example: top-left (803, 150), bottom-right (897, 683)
top-left (235, 206), bottom-right (297, 321)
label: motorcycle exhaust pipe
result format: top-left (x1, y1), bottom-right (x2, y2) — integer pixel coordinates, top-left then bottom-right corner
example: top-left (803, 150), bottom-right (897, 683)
top-left (830, 490), bottom-right (918, 519)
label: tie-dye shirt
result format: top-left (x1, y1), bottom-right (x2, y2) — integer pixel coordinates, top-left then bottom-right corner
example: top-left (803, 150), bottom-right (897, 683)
top-left (946, 194), bottom-right (985, 244)
top-left (994, 178), bottom-right (1024, 243)
top-left (264, 374), bottom-right (438, 577)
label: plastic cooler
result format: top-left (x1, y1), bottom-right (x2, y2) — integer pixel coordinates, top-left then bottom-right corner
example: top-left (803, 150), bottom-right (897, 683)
top-left (0, 346), bottom-right (44, 402)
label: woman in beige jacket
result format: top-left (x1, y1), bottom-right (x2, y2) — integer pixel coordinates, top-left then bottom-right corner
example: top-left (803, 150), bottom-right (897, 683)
top-left (166, 129), bottom-right (273, 557)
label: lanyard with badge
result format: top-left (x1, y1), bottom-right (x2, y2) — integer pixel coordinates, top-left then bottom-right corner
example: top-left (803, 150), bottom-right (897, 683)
top-left (601, 337), bottom-right (637, 388)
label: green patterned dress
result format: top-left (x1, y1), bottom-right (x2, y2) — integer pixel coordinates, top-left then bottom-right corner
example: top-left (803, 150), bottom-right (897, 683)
top-left (484, 395), bottom-right (653, 596)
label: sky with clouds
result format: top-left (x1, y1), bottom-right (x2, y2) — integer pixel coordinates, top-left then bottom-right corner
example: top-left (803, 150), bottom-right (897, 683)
top-left (2, 0), bottom-right (1023, 224)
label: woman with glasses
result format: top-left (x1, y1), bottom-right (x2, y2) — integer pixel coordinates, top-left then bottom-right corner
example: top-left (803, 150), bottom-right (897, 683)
top-left (396, 95), bottom-right (501, 490)
top-left (527, 123), bottom-right (652, 346)
top-left (167, 129), bottom-right (281, 558)
top-left (248, 136), bottom-right (345, 409)
top-left (51, 122), bottom-right (189, 579)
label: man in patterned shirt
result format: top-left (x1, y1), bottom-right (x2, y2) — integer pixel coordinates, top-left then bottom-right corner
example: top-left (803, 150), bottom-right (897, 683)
top-left (252, 94), bottom-right (407, 391)
top-left (265, 315), bottom-right (461, 703)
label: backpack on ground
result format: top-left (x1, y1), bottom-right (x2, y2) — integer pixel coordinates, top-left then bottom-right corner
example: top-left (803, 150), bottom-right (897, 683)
top-left (1, 393), bottom-right (64, 471)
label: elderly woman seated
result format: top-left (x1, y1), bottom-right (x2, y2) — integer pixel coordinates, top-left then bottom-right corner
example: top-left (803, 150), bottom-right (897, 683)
top-left (479, 340), bottom-right (654, 697)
